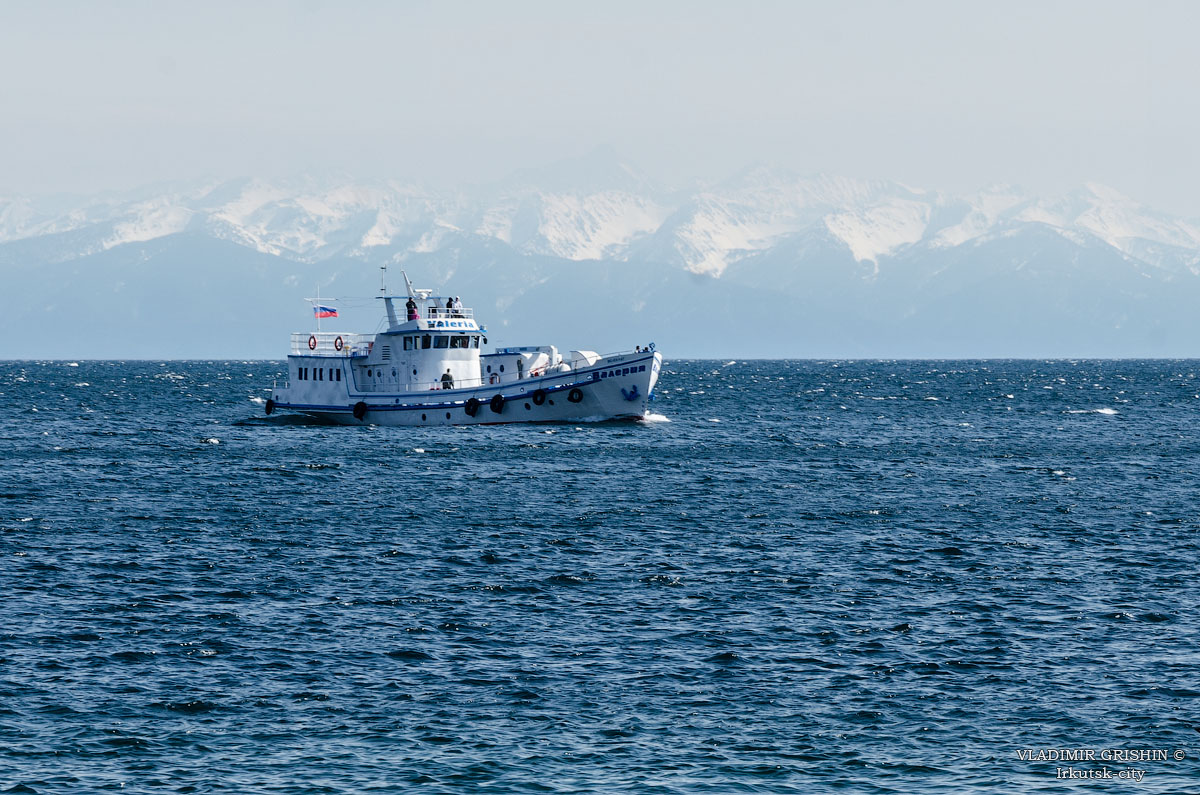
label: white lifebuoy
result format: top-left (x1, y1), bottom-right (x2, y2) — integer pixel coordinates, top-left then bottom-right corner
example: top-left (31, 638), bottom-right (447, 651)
top-left (307, 335), bottom-right (317, 350)
top-left (334, 336), bottom-right (344, 351)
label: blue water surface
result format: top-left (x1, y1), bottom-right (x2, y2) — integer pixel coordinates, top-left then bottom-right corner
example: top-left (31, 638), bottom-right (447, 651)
top-left (3, 359), bottom-right (1200, 793)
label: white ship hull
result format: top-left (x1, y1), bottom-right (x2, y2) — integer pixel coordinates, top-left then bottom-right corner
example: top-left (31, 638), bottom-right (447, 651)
top-left (270, 351), bottom-right (662, 426)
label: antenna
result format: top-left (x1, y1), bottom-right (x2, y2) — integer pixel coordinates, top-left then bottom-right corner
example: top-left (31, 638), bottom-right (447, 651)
top-left (401, 269), bottom-right (416, 299)
top-left (380, 264), bottom-right (388, 295)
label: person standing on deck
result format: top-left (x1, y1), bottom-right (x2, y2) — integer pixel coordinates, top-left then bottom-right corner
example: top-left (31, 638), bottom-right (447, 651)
top-left (441, 369), bottom-right (454, 389)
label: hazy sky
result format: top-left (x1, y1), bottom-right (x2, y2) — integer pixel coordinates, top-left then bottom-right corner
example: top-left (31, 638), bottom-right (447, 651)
top-left (2, 0), bottom-right (1197, 213)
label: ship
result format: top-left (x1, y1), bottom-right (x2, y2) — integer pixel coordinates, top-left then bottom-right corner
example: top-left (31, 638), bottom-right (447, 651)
top-left (265, 271), bottom-right (662, 425)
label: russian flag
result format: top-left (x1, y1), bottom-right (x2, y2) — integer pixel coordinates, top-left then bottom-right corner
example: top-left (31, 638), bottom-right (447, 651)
top-left (314, 305), bottom-right (338, 318)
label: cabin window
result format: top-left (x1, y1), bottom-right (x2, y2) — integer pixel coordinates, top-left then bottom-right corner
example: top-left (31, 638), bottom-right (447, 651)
top-left (421, 334), bottom-right (432, 349)
top-left (318, 369), bottom-right (323, 381)
top-left (434, 336), bottom-right (449, 349)
top-left (336, 370), bottom-right (341, 381)
top-left (471, 336), bottom-right (479, 348)
top-left (367, 369), bottom-right (372, 377)
top-left (452, 335), bottom-right (469, 348)
top-left (403, 337), bottom-right (412, 351)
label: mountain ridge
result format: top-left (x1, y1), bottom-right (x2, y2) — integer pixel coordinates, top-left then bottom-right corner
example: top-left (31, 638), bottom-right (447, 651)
top-left (5, 156), bottom-right (1200, 358)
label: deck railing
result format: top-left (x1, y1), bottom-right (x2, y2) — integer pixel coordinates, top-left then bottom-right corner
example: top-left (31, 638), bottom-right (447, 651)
top-left (422, 306), bottom-right (475, 321)
top-left (291, 332), bottom-right (375, 356)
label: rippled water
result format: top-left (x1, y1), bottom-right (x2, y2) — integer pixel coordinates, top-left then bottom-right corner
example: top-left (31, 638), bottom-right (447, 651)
top-left (4, 359), bottom-right (1200, 793)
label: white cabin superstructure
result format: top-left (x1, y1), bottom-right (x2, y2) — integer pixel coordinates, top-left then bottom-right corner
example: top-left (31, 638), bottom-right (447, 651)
top-left (267, 274), bottom-right (662, 426)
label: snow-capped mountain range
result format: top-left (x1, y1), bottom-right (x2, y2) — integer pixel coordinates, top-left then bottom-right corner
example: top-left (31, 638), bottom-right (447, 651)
top-left (6, 166), bottom-right (1200, 276)
top-left (5, 151), bottom-right (1200, 358)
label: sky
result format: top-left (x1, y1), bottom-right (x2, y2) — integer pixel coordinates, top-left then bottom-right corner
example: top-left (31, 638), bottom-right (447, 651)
top-left (2, 0), bottom-right (1198, 214)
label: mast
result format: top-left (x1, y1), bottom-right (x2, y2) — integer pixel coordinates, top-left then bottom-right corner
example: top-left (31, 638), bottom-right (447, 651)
top-left (380, 263), bottom-right (399, 330)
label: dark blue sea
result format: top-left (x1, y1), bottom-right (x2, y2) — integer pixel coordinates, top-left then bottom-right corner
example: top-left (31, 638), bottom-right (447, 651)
top-left (4, 359), bottom-right (1200, 793)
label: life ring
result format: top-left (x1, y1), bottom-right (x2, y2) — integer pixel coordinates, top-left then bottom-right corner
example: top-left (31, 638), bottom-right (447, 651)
top-left (334, 336), bottom-right (343, 351)
top-left (265, 398), bottom-right (275, 415)
top-left (352, 401), bottom-right (367, 421)
top-left (489, 394), bottom-right (505, 414)
top-left (489, 373), bottom-right (499, 385)
top-left (531, 389), bottom-right (547, 406)
top-left (568, 388), bottom-right (583, 403)
top-left (308, 335), bottom-right (317, 350)
top-left (464, 397), bottom-right (480, 417)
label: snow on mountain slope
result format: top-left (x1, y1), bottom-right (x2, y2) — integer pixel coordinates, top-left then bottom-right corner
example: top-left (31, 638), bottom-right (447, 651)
top-left (207, 181), bottom-right (389, 257)
top-left (526, 191), bottom-right (670, 261)
top-left (672, 195), bottom-right (798, 275)
top-left (0, 198), bottom-right (40, 241)
top-left (666, 172), bottom-right (921, 275)
top-left (103, 199), bottom-right (194, 250)
top-left (929, 186), bottom-right (1030, 249)
top-left (823, 199), bottom-right (932, 267)
top-left (1072, 183), bottom-right (1200, 255)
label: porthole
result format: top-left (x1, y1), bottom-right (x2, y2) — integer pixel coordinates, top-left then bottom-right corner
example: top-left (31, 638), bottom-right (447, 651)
top-left (367, 369), bottom-right (372, 377)
top-left (525, 403), bottom-right (531, 410)
top-left (486, 365), bottom-right (492, 373)
top-left (500, 365), bottom-right (505, 372)
top-left (413, 368), bottom-right (417, 375)
top-left (549, 399), bottom-right (554, 405)
top-left (421, 414), bottom-right (427, 421)
top-left (445, 412), bottom-right (451, 419)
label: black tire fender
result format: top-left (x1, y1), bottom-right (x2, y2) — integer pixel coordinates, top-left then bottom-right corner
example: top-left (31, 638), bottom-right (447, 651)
top-left (464, 397), bottom-right (480, 417)
top-left (352, 401), bottom-right (368, 421)
top-left (568, 388), bottom-right (584, 403)
top-left (265, 398), bottom-right (275, 415)
top-left (489, 394), bottom-right (505, 414)
top-left (531, 389), bottom-right (547, 406)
